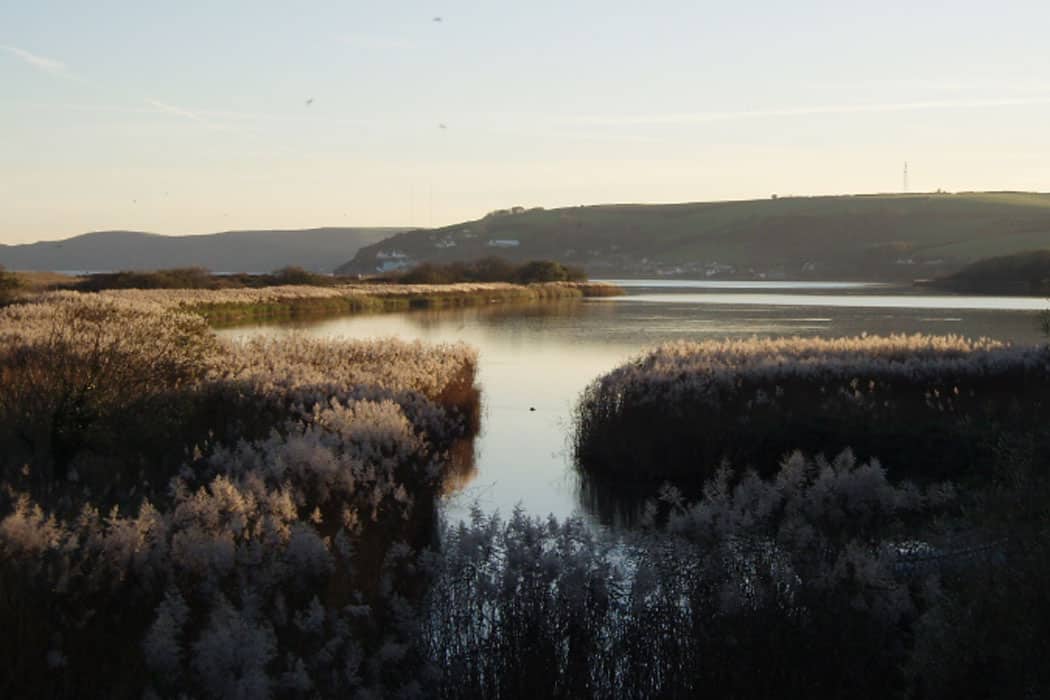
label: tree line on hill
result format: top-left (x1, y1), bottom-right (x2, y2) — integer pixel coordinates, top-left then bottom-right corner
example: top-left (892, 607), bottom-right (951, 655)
top-left (385, 257), bottom-right (586, 285)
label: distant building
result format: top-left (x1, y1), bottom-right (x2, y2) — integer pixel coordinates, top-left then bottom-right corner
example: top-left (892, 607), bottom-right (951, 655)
top-left (705, 262), bottom-right (735, 277)
top-left (376, 259), bottom-right (412, 273)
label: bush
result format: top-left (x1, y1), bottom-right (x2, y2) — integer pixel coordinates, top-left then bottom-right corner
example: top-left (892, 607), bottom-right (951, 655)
top-left (514, 260), bottom-right (585, 283)
top-left (74, 267), bottom-right (215, 291)
top-left (0, 265), bottom-right (21, 304)
top-left (0, 295), bottom-right (218, 497)
top-left (266, 266), bottom-right (332, 287)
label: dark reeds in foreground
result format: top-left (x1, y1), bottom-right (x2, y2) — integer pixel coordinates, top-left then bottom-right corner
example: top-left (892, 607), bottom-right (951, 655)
top-left (574, 334), bottom-right (1050, 485)
top-left (425, 451), bottom-right (960, 699)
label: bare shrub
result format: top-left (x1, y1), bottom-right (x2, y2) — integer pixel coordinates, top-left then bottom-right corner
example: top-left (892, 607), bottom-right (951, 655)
top-left (0, 295), bottom-right (218, 494)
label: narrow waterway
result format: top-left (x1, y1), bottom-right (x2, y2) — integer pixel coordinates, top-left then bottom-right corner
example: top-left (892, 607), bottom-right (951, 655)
top-left (217, 281), bottom-right (1049, 526)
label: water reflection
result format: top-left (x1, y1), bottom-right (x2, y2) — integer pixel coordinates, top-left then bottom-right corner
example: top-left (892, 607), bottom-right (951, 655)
top-left (442, 438), bottom-right (479, 496)
top-left (217, 282), bottom-right (1049, 529)
top-left (574, 472), bottom-right (656, 529)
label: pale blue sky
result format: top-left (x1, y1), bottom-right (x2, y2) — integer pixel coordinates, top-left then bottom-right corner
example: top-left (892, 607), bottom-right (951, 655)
top-left (3, 1), bottom-right (1050, 243)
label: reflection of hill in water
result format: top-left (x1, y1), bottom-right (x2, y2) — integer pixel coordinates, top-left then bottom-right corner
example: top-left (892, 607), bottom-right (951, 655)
top-left (404, 298), bottom-right (611, 331)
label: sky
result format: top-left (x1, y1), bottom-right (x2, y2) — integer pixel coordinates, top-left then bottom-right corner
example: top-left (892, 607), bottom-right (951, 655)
top-left (3, 0), bottom-right (1050, 244)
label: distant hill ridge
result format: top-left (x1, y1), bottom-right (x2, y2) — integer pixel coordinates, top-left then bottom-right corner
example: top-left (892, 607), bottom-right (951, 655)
top-left (336, 192), bottom-right (1050, 280)
top-left (0, 227), bottom-right (403, 273)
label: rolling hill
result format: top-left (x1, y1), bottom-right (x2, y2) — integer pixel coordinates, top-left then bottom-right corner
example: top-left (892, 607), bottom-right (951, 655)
top-left (0, 227), bottom-right (403, 274)
top-left (336, 193), bottom-right (1050, 280)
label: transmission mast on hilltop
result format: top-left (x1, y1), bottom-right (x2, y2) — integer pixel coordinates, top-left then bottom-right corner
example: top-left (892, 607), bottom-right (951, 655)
top-left (903, 162), bottom-right (909, 193)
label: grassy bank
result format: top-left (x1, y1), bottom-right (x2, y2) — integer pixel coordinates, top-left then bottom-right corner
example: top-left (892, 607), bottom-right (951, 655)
top-left (192, 281), bottom-right (622, 323)
top-left (574, 334), bottom-right (1050, 485)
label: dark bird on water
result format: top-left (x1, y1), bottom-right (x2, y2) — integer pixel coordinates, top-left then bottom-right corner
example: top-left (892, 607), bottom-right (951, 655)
top-left (305, 98), bottom-right (314, 106)
top-left (433, 16), bottom-right (442, 22)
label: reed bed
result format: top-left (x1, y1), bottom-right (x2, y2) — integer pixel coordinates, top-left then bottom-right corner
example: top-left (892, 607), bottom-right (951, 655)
top-left (574, 334), bottom-right (1050, 484)
top-left (0, 293), bottom-right (480, 697)
top-left (24, 280), bottom-right (621, 324)
top-left (1, 297), bottom-right (1046, 697)
top-left (0, 294), bottom-right (479, 507)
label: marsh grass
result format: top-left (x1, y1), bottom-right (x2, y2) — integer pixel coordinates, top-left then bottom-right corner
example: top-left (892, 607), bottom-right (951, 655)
top-left (6, 297), bottom-right (1047, 697)
top-left (0, 295), bottom-right (479, 511)
top-left (574, 334), bottom-right (1050, 486)
top-left (0, 294), bottom-right (481, 698)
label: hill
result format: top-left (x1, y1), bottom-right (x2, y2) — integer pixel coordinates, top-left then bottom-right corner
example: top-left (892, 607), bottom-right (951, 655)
top-left (336, 193), bottom-right (1050, 280)
top-left (923, 249), bottom-right (1050, 295)
top-left (0, 227), bottom-right (402, 274)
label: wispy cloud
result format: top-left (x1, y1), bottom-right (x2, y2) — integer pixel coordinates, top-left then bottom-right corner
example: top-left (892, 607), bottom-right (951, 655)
top-left (146, 99), bottom-right (206, 123)
top-left (3, 45), bottom-right (75, 78)
top-left (573, 96), bottom-right (1050, 127)
top-left (341, 33), bottom-right (420, 51)
top-left (145, 99), bottom-right (257, 135)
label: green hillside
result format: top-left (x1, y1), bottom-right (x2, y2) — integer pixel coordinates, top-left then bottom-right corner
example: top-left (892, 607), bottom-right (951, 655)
top-left (336, 192), bottom-right (1050, 280)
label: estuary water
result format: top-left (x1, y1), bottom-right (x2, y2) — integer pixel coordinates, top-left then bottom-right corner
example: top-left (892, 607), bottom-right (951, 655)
top-left (217, 280), bottom-right (1049, 526)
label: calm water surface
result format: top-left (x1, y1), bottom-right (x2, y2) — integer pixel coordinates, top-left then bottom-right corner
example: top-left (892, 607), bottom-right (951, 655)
top-left (217, 281), bottom-right (1049, 526)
